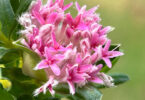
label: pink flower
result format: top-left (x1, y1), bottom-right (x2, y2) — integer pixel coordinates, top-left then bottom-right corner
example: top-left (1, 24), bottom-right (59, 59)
top-left (19, 0), bottom-right (124, 96)
top-left (102, 40), bottom-right (124, 68)
top-left (34, 47), bottom-right (64, 76)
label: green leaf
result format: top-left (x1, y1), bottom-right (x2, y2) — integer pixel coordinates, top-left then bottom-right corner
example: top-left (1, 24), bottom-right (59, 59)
top-left (54, 84), bottom-right (102, 100)
top-left (35, 93), bottom-right (60, 100)
top-left (15, 0), bottom-right (33, 16)
top-left (0, 22), bottom-right (13, 47)
top-left (2, 68), bottom-right (37, 98)
top-left (0, 47), bottom-right (9, 59)
top-left (0, 0), bottom-right (33, 41)
top-left (89, 73), bottom-right (129, 89)
top-left (0, 0), bottom-right (15, 38)
top-left (12, 41), bottom-right (47, 81)
top-left (0, 84), bottom-right (15, 100)
top-left (110, 73), bottom-right (129, 85)
top-left (10, 0), bottom-right (33, 40)
top-left (17, 94), bottom-right (35, 100)
top-left (0, 49), bottom-right (22, 68)
top-left (75, 86), bottom-right (102, 100)
top-left (2, 68), bottom-right (58, 100)
top-left (10, 0), bottom-right (20, 13)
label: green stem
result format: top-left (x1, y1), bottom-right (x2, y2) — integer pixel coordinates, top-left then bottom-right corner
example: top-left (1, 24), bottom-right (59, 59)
top-left (0, 32), bottom-right (13, 48)
top-left (0, 68), bottom-right (2, 79)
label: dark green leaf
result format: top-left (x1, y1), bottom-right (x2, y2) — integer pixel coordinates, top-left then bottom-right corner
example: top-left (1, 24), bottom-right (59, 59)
top-left (10, 0), bottom-right (20, 13)
top-left (15, 0), bottom-right (33, 16)
top-left (35, 93), bottom-right (60, 100)
top-left (2, 68), bottom-right (37, 98)
top-left (2, 68), bottom-right (58, 100)
top-left (0, 0), bottom-right (33, 41)
top-left (0, 84), bottom-right (15, 100)
top-left (54, 84), bottom-right (102, 100)
top-left (17, 94), bottom-right (35, 100)
top-left (0, 0), bottom-right (15, 38)
top-left (10, 0), bottom-right (33, 40)
top-left (0, 49), bottom-right (22, 68)
top-left (110, 73), bottom-right (129, 85)
top-left (0, 47), bottom-right (8, 59)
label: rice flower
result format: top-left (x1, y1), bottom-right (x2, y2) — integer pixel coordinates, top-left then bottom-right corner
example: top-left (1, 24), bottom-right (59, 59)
top-left (18, 0), bottom-right (123, 95)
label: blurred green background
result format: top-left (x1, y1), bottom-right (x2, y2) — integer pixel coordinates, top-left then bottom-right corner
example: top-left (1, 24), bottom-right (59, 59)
top-left (64, 0), bottom-right (145, 100)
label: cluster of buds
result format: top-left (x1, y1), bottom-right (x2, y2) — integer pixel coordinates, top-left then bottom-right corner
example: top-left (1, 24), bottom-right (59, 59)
top-left (18, 0), bottom-right (123, 96)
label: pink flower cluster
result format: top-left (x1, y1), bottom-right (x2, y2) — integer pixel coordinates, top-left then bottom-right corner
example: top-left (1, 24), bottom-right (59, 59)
top-left (19, 0), bottom-right (123, 96)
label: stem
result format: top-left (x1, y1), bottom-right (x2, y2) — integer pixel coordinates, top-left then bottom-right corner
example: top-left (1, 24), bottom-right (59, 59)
top-left (0, 68), bottom-right (2, 79)
top-left (0, 32), bottom-right (13, 48)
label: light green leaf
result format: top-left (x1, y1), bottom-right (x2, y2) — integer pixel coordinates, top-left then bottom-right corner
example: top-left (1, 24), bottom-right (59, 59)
top-left (75, 86), bottom-right (102, 100)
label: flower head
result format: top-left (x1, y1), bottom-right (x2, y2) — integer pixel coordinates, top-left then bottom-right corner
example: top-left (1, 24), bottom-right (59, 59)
top-left (19, 0), bottom-right (123, 95)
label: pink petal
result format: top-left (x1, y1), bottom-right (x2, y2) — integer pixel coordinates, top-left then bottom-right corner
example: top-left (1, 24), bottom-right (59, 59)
top-left (67, 81), bottom-right (75, 95)
top-left (104, 40), bottom-right (111, 52)
top-left (48, 85), bottom-right (55, 95)
top-left (66, 28), bottom-right (74, 38)
top-left (103, 58), bottom-right (112, 68)
top-left (89, 64), bottom-right (103, 76)
top-left (46, 12), bottom-right (58, 24)
top-left (89, 77), bottom-right (104, 84)
top-left (50, 64), bottom-right (60, 76)
top-left (96, 64), bottom-right (103, 72)
top-left (77, 22), bottom-right (88, 30)
top-left (51, 32), bottom-right (59, 48)
top-left (66, 13), bottom-right (74, 26)
top-left (32, 10), bottom-right (45, 25)
top-left (34, 60), bottom-right (48, 70)
top-left (39, 24), bottom-right (53, 38)
top-left (75, 54), bottom-right (82, 64)
top-left (46, 0), bottom-right (53, 7)
top-left (63, 2), bottom-right (73, 11)
top-left (79, 5), bottom-right (86, 14)
top-left (108, 51), bottom-right (124, 58)
top-left (31, 0), bottom-right (41, 12)
top-left (87, 6), bottom-right (99, 14)
top-left (91, 46), bottom-right (102, 64)
top-left (74, 14), bottom-right (81, 26)
top-left (73, 74), bottom-right (85, 83)
top-left (79, 65), bottom-right (92, 72)
top-left (44, 47), bottom-right (52, 59)
top-left (58, 0), bottom-right (64, 7)
top-left (75, 2), bottom-right (81, 11)
top-left (100, 26), bottom-right (114, 35)
top-left (80, 38), bottom-right (90, 54)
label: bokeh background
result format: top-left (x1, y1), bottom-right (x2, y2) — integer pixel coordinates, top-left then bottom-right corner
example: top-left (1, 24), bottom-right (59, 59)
top-left (64, 0), bottom-right (145, 100)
